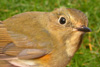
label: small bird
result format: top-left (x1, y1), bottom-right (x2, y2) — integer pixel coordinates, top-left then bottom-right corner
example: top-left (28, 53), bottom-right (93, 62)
top-left (0, 7), bottom-right (91, 67)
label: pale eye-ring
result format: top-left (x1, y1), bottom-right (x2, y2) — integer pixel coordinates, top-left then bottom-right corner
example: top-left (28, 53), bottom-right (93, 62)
top-left (59, 17), bottom-right (66, 24)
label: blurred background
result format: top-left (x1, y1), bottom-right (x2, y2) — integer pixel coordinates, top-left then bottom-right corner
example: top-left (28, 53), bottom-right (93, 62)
top-left (0, 0), bottom-right (100, 67)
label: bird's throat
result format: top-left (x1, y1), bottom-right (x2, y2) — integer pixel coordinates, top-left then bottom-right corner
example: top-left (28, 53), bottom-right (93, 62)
top-left (65, 32), bottom-right (84, 59)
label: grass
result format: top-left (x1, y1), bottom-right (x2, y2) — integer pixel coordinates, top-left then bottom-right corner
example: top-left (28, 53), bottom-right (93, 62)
top-left (0, 0), bottom-right (100, 67)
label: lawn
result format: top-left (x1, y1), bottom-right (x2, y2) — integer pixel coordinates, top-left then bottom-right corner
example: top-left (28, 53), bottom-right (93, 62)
top-left (0, 0), bottom-right (100, 67)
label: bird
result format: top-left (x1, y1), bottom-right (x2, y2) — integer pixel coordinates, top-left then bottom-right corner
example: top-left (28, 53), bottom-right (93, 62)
top-left (0, 7), bottom-right (91, 67)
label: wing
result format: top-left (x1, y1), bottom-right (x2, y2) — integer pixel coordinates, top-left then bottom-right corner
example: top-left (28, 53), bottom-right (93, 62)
top-left (0, 43), bottom-right (48, 60)
top-left (0, 12), bottom-right (53, 60)
top-left (0, 31), bottom-right (52, 60)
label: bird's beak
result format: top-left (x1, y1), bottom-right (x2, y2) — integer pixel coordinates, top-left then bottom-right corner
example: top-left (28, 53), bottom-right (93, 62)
top-left (73, 26), bottom-right (91, 32)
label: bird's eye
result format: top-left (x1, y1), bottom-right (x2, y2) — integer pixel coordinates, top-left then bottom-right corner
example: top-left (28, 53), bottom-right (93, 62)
top-left (59, 17), bottom-right (66, 24)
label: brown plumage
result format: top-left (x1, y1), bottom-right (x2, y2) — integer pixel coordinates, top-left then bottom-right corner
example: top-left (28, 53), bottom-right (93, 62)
top-left (0, 7), bottom-right (91, 67)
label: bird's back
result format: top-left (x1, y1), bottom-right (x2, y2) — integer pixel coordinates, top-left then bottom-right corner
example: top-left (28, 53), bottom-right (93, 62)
top-left (2, 12), bottom-right (53, 48)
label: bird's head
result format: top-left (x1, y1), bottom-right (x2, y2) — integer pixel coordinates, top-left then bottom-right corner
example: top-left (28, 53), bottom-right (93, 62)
top-left (40, 7), bottom-right (91, 60)
top-left (44, 7), bottom-right (91, 42)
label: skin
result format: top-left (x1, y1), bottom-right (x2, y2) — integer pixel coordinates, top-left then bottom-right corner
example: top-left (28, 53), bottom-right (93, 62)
top-left (0, 7), bottom-right (91, 67)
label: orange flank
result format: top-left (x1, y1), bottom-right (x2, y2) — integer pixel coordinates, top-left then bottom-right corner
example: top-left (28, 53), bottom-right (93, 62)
top-left (40, 54), bottom-right (51, 63)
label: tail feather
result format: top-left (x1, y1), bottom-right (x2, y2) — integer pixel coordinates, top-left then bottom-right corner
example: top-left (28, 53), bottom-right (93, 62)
top-left (0, 60), bottom-right (17, 67)
top-left (0, 54), bottom-right (17, 60)
top-left (0, 23), bottom-right (13, 53)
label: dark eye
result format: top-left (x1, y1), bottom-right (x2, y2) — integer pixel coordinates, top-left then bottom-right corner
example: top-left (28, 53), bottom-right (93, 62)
top-left (59, 17), bottom-right (66, 24)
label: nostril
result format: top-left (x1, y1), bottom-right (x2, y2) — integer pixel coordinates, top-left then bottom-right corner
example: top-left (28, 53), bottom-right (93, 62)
top-left (76, 25), bottom-right (86, 28)
top-left (81, 25), bottom-right (86, 27)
